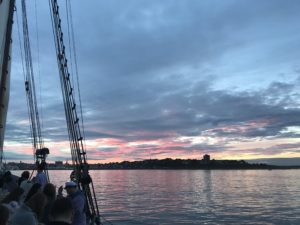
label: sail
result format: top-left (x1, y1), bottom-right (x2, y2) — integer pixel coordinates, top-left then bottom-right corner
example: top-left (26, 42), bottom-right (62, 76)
top-left (0, 0), bottom-right (14, 167)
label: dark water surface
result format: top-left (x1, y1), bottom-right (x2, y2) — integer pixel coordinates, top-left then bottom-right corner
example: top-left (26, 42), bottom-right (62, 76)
top-left (15, 169), bottom-right (300, 224)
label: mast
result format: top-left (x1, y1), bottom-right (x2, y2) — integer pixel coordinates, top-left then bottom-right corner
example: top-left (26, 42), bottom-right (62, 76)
top-left (0, 0), bottom-right (15, 169)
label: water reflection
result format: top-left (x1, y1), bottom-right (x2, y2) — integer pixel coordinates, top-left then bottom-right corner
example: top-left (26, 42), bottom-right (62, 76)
top-left (14, 169), bottom-right (300, 225)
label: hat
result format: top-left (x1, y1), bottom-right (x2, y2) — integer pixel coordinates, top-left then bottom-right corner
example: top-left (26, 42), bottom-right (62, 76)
top-left (64, 181), bottom-right (77, 189)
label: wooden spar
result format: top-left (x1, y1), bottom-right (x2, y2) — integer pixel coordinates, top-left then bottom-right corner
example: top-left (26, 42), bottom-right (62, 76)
top-left (0, 0), bottom-right (15, 167)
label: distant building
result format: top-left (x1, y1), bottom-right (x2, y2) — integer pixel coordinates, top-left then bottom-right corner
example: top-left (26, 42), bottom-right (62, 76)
top-left (203, 154), bottom-right (210, 164)
top-left (55, 161), bottom-right (63, 166)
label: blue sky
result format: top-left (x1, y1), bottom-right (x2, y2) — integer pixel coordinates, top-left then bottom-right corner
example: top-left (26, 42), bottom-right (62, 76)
top-left (4, 0), bottom-right (300, 163)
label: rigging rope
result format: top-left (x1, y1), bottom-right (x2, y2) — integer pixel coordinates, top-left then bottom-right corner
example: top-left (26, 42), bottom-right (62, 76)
top-left (22, 0), bottom-right (42, 150)
top-left (64, 1), bottom-right (78, 172)
top-left (16, 4), bottom-right (35, 160)
top-left (65, 0), bottom-right (88, 152)
top-left (34, 0), bottom-right (44, 134)
top-left (48, 1), bottom-right (101, 224)
top-left (21, 0), bottom-right (49, 181)
top-left (65, 0), bottom-right (75, 88)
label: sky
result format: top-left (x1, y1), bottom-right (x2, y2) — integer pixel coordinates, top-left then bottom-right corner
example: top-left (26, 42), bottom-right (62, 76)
top-left (3, 0), bottom-right (300, 164)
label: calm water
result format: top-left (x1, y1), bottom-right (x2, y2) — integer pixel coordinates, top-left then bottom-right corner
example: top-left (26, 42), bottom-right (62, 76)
top-left (15, 170), bottom-right (300, 224)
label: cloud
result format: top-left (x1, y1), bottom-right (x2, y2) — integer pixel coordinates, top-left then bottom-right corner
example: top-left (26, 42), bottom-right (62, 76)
top-left (5, 0), bottom-right (300, 162)
top-left (96, 147), bottom-right (119, 153)
top-left (3, 151), bottom-right (33, 161)
top-left (238, 142), bottom-right (300, 156)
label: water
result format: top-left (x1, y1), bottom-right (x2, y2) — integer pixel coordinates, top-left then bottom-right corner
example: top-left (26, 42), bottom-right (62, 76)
top-left (14, 170), bottom-right (300, 224)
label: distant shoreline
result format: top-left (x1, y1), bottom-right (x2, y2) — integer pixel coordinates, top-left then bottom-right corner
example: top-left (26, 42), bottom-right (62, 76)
top-left (46, 167), bottom-right (300, 170)
top-left (5, 157), bottom-right (300, 171)
top-left (7, 168), bottom-right (300, 171)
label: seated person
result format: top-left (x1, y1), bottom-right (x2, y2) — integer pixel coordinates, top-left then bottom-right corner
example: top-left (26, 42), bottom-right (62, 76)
top-left (2, 171), bottom-right (18, 193)
top-left (48, 197), bottom-right (73, 225)
top-left (58, 182), bottom-right (86, 225)
top-left (35, 164), bottom-right (48, 188)
top-left (10, 192), bottom-right (47, 225)
top-left (0, 204), bottom-right (9, 225)
top-left (18, 171), bottom-right (30, 186)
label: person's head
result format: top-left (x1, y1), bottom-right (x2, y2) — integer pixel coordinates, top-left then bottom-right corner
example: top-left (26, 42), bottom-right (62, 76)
top-left (26, 192), bottom-right (47, 222)
top-left (43, 183), bottom-right (56, 200)
top-left (64, 181), bottom-right (77, 195)
top-left (49, 197), bottom-right (73, 223)
top-left (21, 171), bottom-right (30, 180)
top-left (24, 183), bottom-right (42, 203)
top-left (1, 187), bottom-right (24, 204)
top-left (0, 204), bottom-right (9, 225)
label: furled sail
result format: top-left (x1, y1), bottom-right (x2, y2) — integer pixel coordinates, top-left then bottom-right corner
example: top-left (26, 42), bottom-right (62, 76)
top-left (0, 0), bottom-right (15, 167)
